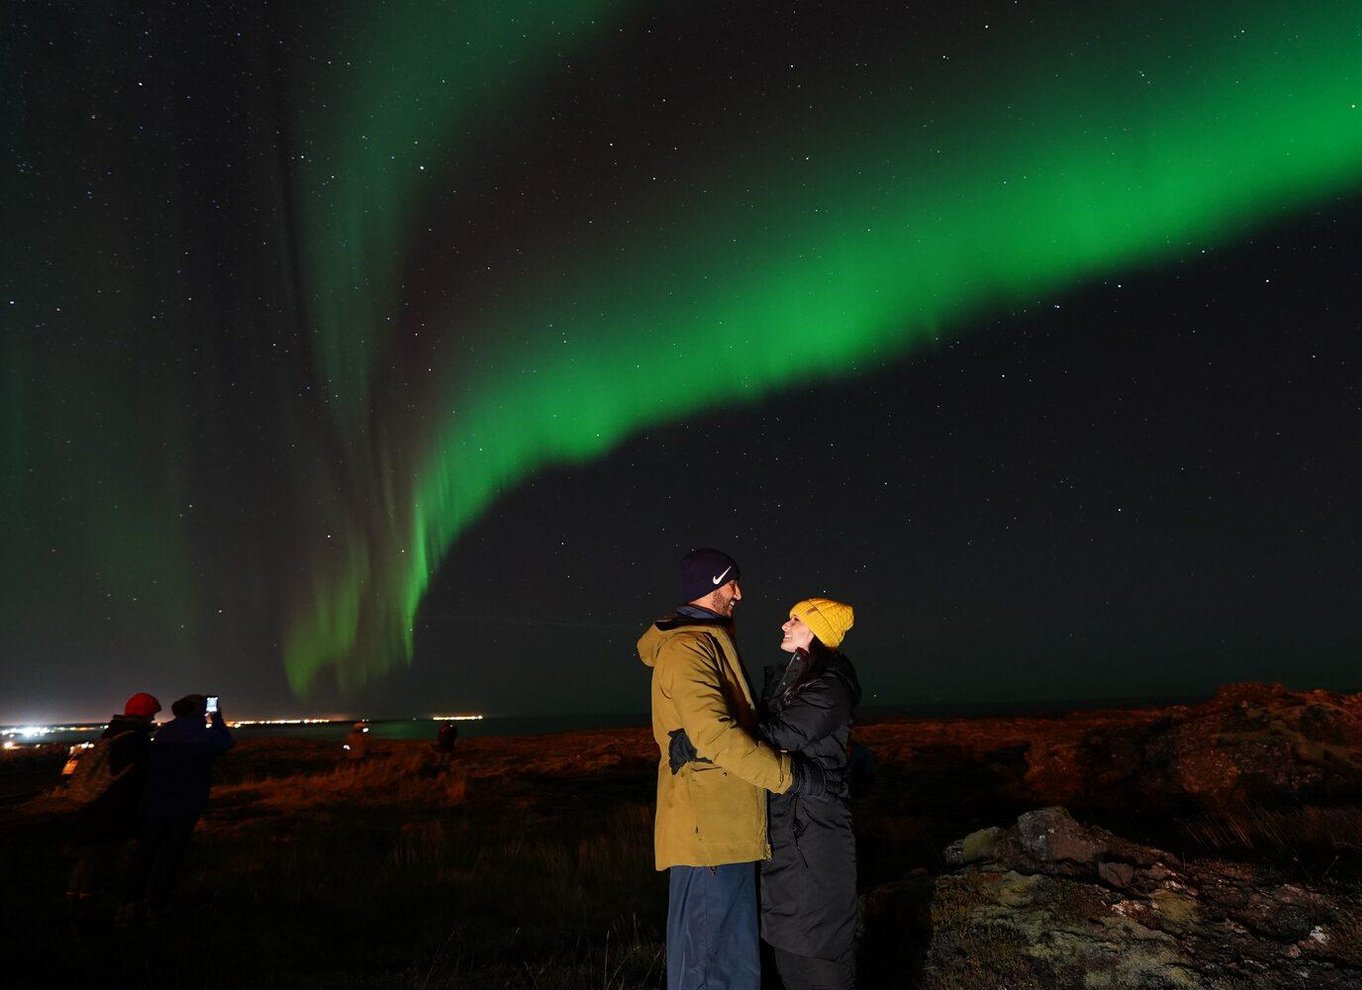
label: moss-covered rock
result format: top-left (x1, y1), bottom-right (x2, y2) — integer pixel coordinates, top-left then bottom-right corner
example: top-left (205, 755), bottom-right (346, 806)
top-left (916, 809), bottom-right (1362, 989)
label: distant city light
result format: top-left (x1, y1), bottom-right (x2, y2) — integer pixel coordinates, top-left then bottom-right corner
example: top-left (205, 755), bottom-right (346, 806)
top-left (1, 723), bottom-right (108, 739)
top-left (228, 717), bottom-right (335, 727)
top-left (0, 713), bottom-right (485, 747)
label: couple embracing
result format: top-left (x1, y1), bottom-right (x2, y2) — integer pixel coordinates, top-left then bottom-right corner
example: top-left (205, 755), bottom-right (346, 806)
top-left (638, 548), bottom-right (861, 990)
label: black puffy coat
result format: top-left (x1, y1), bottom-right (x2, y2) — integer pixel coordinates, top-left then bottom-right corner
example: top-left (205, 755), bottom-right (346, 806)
top-left (758, 646), bottom-right (862, 961)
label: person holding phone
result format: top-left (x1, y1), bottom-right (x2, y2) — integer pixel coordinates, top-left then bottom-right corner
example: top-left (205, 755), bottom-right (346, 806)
top-left (119, 694), bottom-right (233, 925)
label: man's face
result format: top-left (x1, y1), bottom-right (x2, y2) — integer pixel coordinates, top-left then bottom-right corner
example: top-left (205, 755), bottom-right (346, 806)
top-left (709, 579), bottom-right (742, 617)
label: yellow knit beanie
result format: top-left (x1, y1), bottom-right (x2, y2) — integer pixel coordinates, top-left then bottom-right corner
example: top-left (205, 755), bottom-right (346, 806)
top-left (789, 597), bottom-right (855, 650)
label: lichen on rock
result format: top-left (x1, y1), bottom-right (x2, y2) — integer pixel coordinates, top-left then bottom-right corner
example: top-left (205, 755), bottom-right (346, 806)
top-left (916, 807), bottom-right (1362, 989)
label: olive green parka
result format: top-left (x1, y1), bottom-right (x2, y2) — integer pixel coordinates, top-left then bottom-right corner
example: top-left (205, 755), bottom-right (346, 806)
top-left (638, 612), bottom-right (794, 869)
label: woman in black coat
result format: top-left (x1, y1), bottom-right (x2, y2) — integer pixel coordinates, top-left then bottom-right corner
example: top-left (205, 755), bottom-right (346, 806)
top-left (758, 597), bottom-right (861, 990)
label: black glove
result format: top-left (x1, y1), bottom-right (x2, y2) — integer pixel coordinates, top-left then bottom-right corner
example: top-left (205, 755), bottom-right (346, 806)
top-left (789, 755), bottom-right (846, 801)
top-left (667, 728), bottom-right (712, 774)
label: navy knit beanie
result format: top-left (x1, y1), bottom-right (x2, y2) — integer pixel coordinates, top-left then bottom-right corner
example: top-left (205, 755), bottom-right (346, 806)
top-left (679, 548), bottom-right (741, 604)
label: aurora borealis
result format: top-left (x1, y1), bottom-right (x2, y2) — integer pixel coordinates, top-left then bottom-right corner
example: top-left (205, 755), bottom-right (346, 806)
top-left (4, 1), bottom-right (1361, 721)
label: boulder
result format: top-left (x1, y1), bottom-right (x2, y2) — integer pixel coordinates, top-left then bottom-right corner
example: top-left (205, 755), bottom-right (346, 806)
top-left (1016, 806), bottom-right (1107, 865)
top-left (917, 808), bottom-right (1362, 989)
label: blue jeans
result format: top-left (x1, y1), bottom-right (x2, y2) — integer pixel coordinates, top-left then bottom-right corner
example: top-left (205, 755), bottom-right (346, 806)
top-left (667, 862), bottom-right (760, 990)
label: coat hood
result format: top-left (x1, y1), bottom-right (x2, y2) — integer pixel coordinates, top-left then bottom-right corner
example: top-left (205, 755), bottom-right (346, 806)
top-left (824, 651), bottom-right (864, 708)
top-left (637, 612), bottom-right (731, 669)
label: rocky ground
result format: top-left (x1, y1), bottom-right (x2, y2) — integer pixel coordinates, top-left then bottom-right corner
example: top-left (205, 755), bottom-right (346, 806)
top-left (861, 682), bottom-right (1362, 989)
top-left (916, 806), bottom-right (1362, 989)
top-left (4, 681), bottom-right (1361, 988)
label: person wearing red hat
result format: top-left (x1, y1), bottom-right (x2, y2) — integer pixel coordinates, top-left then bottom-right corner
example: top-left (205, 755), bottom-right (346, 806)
top-left (123, 692), bottom-right (161, 720)
top-left (66, 692), bottom-right (161, 922)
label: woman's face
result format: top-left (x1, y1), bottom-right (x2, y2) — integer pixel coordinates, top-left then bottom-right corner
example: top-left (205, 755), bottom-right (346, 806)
top-left (780, 615), bottom-right (815, 654)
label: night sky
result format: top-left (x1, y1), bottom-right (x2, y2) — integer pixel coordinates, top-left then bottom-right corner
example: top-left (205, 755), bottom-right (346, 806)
top-left (4, 1), bottom-right (1360, 724)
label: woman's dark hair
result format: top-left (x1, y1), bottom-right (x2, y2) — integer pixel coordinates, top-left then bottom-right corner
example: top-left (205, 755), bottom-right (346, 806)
top-left (805, 634), bottom-right (835, 660)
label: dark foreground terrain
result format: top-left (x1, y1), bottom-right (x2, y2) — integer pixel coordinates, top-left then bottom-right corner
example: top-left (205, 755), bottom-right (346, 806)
top-left (4, 682), bottom-right (1362, 988)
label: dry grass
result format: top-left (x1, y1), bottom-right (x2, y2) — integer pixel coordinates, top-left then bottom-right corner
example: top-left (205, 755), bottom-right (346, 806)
top-left (10, 710), bottom-right (1362, 989)
top-left (4, 736), bottom-right (665, 989)
top-left (1178, 801), bottom-right (1362, 868)
top-left (217, 748), bottom-right (471, 814)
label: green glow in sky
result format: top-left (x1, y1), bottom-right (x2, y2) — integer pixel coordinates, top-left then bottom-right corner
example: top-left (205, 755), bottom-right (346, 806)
top-left (283, 1), bottom-right (1362, 693)
top-left (295, 0), bottom-right (627, 426)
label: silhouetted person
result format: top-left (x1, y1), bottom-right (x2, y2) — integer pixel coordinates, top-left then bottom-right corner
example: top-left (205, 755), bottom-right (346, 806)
top-left (343, 720), bottom-right (371, 760)
top-left (435, 722), bottom-right (459, 766)
top-left (66, 692), bottom-right (161, 922)
top-left (120, 694), bottom-right (232, 923)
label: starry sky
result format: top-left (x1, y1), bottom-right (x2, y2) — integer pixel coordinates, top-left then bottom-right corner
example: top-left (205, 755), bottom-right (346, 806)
top-left (4, 1), bottom-right (1361, 724)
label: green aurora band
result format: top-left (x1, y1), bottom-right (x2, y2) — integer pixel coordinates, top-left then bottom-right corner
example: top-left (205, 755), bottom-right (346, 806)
top-left (283, 1), bottom-right (1362, 694)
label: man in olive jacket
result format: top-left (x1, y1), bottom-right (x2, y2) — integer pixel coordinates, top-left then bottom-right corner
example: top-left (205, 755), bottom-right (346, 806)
top-left (639, 548), bottom-right (823, 990)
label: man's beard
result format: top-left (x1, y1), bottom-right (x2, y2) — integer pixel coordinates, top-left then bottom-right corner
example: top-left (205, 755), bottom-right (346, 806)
top-left (711, 592), bottom-right (737, 618)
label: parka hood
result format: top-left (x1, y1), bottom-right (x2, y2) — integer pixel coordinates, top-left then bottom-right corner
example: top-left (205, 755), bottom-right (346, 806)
top-left (637, 612), bottom-right (732, 669)
top-left (824, 651), bottom-right (864, 708)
